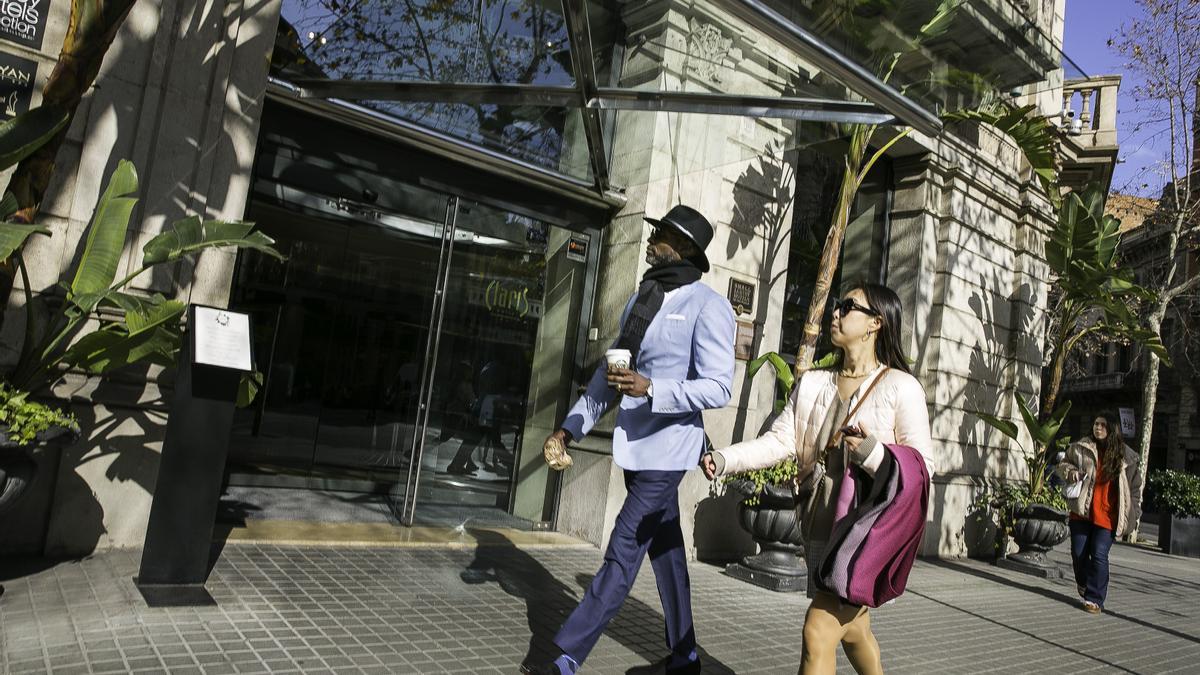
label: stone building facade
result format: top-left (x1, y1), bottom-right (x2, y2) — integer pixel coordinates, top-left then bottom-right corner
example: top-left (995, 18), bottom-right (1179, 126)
top-left (0, 0), bottom-right (1117, 562)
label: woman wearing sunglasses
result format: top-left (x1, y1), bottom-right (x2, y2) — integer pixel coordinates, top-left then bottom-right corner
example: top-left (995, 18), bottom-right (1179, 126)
top-left (702, 283), bottom-right (934, 674)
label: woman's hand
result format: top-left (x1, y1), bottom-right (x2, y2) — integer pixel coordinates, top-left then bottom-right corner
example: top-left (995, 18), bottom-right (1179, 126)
top-left (843, 423), bottom-right (868, 453)
top-left (701, 452), bottom-right (718, 480)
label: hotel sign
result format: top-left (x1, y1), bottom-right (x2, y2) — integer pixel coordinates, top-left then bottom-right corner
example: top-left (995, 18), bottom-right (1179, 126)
top-left (727, 278), bottom-right (754, 316)
top-left (467, 277), bottom-right (543, 320)
top-left (0, 0), bottom-right (49, 50)
top-left (0, 50), bottom-right (35, 119)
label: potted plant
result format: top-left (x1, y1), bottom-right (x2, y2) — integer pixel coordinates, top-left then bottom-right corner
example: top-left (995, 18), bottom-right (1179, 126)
top-left (0, 105), bottom-right (282, 531)
top-left (974, 395), bottom-right (1071, 574)
top-left (1147, 469), bottom-right (1200, 558)
top-left (718, 351), bottom-right (807, 589)
top-left (0, 384), bottom-right (79, 512)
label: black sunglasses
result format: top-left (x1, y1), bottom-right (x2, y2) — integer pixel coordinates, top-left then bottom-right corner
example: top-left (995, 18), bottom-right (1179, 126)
top-left (831, 297), bottom-right (879, 317)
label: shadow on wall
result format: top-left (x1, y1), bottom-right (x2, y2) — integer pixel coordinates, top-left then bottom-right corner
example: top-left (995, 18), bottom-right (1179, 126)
top-left (692, 114), bottom-right (804, 565)
top-left (725, 128), bottom-right (798, 444)
top-left (50, 372), bottom-right (165, 558)
top-left (927, 280), bottom-right (1037, 558)
top-left (2, 0), bottom-right (283, 559)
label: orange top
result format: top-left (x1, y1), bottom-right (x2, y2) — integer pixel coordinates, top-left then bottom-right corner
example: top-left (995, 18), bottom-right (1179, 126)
top-left (1068, 459), bottom-right (1118, 531)
top-left (1089, 461), bottom-right (1117, 531)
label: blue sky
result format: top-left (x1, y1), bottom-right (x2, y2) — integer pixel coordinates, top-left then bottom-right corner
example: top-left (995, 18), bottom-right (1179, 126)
top-left (1062, 0), bottom-right (1175, 197)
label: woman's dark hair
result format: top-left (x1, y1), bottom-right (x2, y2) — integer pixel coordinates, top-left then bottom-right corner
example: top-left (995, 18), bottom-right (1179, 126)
top-left (845, 282), bottom-right (910, 374)
top-left (1092, 411), bottom-right (1125, 476)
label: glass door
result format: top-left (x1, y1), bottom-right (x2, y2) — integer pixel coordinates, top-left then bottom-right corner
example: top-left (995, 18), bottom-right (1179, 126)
top-left (229, 181), bottom-right (592, 528)
top-left (396, 198), bottom-right (595, 528)
top-left (228, 182), bottom-right (455, 520)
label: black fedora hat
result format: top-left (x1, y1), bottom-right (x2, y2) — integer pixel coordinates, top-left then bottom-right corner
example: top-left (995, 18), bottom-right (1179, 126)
top-left (644, 204), bottom-right (714, 272)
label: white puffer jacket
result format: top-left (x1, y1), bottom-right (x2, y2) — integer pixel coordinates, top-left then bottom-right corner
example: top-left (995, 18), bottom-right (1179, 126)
top-left (718, 365), bottom-right (936, 480)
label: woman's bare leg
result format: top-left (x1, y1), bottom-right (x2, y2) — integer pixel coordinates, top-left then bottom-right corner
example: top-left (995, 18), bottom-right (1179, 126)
top-left (841, 607), bottom-right (883, 675)
top-left (800, 593), bottom-right (853, 674)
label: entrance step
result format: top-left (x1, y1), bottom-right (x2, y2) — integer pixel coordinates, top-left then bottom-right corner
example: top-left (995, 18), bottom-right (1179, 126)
top-left (217, 519), bottom-right (592, 549)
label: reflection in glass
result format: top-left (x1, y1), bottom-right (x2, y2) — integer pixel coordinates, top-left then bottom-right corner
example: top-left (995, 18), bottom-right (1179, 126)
top-left (228, 184), bottom-right (590, 527)
top-left (269, 1), bottom-right (615, 180)
top-left (756, 0), bottom-right (1081, 115)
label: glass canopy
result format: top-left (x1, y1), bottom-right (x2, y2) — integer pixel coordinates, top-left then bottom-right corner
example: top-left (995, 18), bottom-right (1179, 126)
top-left (269, 0), bottom-right (1087, 198)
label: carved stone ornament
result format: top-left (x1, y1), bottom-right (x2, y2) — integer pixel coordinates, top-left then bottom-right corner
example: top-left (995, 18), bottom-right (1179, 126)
top-left (687, 19), bottom-right (732, 84)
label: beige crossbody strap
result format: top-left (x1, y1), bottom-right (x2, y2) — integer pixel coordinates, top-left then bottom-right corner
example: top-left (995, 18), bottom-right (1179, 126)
top-left (824, 367), bottom-right (891, 453)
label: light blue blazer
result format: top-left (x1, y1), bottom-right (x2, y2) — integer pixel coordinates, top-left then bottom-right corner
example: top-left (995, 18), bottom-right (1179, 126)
top-left (561, 281), bottom-right (736, 471)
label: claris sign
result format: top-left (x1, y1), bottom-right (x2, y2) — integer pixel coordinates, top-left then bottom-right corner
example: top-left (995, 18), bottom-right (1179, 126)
top-left (486, 279), bottom-right (531, 319)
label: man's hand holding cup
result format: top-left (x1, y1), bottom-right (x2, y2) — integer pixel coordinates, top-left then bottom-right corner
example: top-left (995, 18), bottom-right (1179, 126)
top-left (605, 348), bottom-right (649, 396)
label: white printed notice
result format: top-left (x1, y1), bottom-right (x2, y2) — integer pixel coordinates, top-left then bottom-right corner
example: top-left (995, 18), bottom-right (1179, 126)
top-left (192, 306), bottom-right (253, 371)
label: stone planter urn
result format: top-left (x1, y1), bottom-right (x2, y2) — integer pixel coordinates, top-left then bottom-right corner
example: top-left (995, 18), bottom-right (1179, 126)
top-left (0, 424), bottom-right (78, 515)
top-left (1159, 513), bottom-right (1200, 558)
top-left (998, 503), bottom-right (1070, 578)
top-left (724, 481), bottom-right (807, 592)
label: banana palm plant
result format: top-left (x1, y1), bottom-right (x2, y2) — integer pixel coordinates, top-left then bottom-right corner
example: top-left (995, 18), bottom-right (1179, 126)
top-left (973, 184), bottom-right (1166, 515)
top-left (3, 159), bottom-right (282, 398)
top-left (1041, 183), bottom-right (1167, 416)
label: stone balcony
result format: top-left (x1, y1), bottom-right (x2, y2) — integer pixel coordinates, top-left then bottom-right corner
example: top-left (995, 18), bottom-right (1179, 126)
top-left (1058, 75), bottom-right (1122, 191)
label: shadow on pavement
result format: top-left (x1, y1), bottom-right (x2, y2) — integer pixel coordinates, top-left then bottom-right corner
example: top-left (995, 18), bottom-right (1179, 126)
top-left (460, 528), bottom-right (735, 674)
top-left (925, 558), bottom-right (1200, 649)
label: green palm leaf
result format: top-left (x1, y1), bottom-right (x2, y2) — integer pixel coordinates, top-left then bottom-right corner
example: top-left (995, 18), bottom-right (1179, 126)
top-left (0, 222), bottom-right (50, 263)
top-left (975, 411), bottom-right (1020, 443)
top-left (69, 160), bottom-right (139, 298)
top-left (748, 351), bottom-right (796, 413)
top-left (107, 292), bottom-right (186, 336)
top-left (141, 217), bottom-right (283, 266)
top-left (0, 105), bottom-right (69, 172)
top-left (0, 192), bottom-right (18, 220)
top-left (60, 324), bottom-right (180, 374)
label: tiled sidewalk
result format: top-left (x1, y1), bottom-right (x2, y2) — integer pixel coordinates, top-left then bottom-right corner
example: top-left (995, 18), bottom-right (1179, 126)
top-left (1, 531), bottom-right (1198, 674)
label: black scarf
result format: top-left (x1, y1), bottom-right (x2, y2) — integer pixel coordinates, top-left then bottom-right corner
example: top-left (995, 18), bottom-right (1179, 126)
top-left (617, 260), bottom-right (703, 365)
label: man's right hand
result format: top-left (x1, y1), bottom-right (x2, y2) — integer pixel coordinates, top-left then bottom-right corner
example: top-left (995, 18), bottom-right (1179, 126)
top-left (543, 429), bottom-right (574, 471)
top-left (701, 452), bottom-right (718, 480)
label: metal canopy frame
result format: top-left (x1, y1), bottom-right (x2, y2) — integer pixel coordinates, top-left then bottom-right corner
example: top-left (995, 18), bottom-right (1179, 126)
top-left (285, 0), bottom-right (941, 198)
top-left (291, 79), bottom-right (898, 126)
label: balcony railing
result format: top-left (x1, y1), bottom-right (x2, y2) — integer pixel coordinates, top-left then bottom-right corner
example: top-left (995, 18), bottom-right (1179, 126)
top-left (1062, 76), bottom-right (1120, 150)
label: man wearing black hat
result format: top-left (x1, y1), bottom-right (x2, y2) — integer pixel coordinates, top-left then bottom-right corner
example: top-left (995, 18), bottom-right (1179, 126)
top-left (527, 205), bottom-right (736, 675)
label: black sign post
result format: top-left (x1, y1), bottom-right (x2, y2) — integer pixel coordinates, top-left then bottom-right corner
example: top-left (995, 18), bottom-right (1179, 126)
top-left (136, 305), bottom-right (253, 607)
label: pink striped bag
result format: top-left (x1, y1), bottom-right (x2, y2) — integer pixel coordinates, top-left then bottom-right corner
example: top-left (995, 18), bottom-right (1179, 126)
top-left (814, 444), bottom-right (930, 608)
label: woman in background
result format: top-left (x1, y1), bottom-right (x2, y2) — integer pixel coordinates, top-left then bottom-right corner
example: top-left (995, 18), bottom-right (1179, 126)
top-left (1056, 411), bottom-right (1143, 614)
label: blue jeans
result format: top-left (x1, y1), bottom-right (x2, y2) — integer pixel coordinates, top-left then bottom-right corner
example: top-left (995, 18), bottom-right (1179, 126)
top-left (1069, 519), bottom-right (1114, 607)
top-left (554, 469), bottom-right (696, 669)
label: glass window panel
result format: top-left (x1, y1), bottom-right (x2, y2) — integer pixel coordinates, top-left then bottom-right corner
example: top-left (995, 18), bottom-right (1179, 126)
top-left (748, 0), bottom-right (1086, 115)
top-left (273, 0), bottom-right (621, 86)
top-left (349, 100), bottom-right (594, 180)
top-left (269, 2), bottom-right (614, 181)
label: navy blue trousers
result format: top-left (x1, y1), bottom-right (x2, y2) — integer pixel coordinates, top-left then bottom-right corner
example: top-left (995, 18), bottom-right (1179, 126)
top-left (1069, 519), bottom-right (1115, 607)
top-left (554, 469), bottom-right (696, 669)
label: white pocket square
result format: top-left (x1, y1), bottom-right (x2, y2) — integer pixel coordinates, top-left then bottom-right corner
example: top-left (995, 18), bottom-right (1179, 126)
top-left (666, 314), bottom-right (686, 320)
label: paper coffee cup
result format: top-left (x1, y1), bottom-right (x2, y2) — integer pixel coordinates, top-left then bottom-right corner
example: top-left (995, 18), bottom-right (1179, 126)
top-left (605, 348), bottom-right (632, 372)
